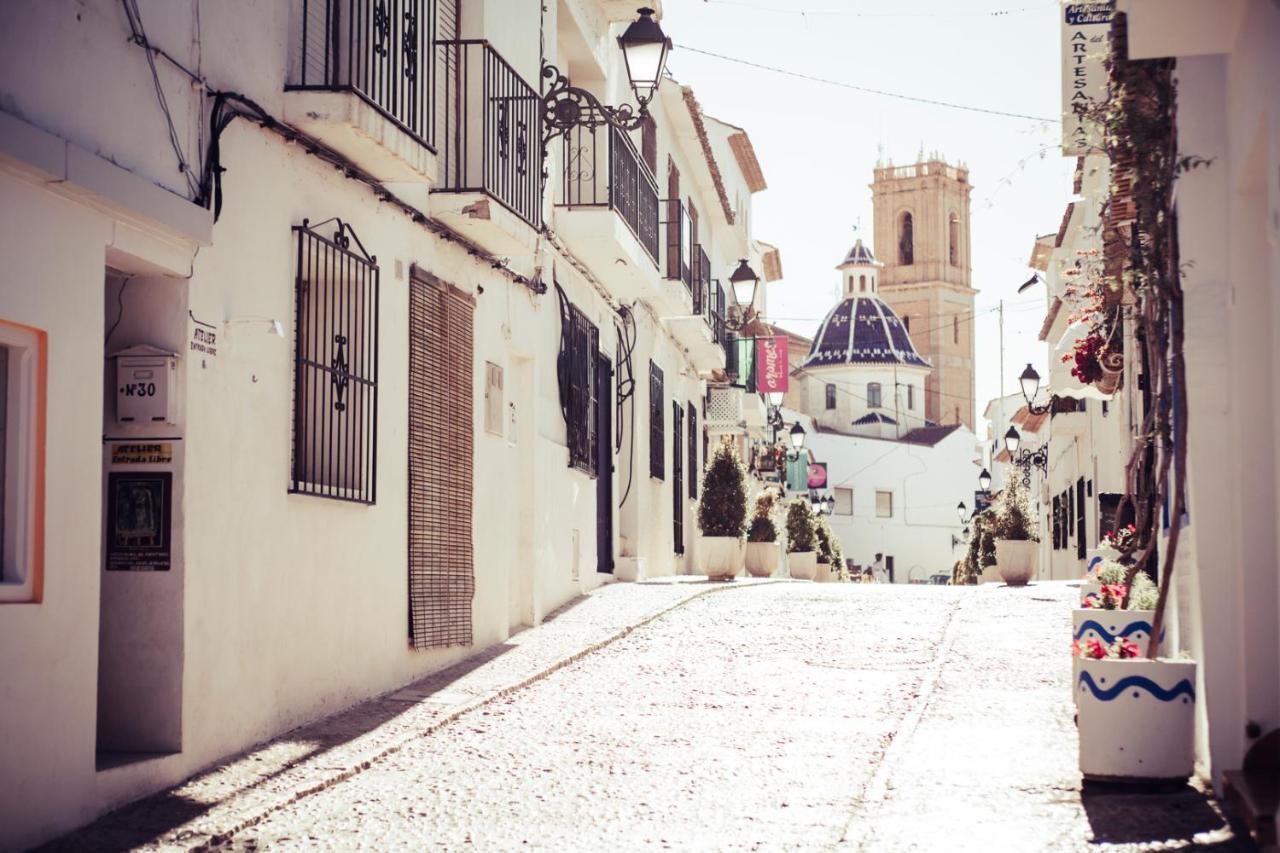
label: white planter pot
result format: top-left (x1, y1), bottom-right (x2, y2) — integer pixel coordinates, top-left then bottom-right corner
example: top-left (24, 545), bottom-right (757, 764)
top-left (1077, 658), bottom-right (1196, 782)
top-left (978, 564), bottom-right (1001, 584)
top-left (994, 539), bottom-right (1038, 586)
top-left (787, 550), bottom-right (817, 580)
top-left (1071, 608), bottom-right (1163, 705)
top-left (744, 541), bottom-right (779, 578)
top-left (815, 560), bottom-right (832, 583)
top-left (702, 536), bottom-right (743, 581)
top-left (1086, 547), bottom-right (1121, 576)
top-left (1079, 582), bottom-right (1102, 608)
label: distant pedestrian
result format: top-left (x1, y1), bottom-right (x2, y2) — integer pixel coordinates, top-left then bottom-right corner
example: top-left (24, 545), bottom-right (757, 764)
top-left (872, 553), bottom-right (887, 584)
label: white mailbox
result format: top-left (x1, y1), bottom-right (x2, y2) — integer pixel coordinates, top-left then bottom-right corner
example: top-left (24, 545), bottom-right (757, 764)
top-left (113, 345), bottom-right (178, 425)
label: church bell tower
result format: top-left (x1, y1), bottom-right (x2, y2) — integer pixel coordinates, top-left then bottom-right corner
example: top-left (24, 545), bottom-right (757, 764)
top-left (870, 156), bottom-right (977, 430)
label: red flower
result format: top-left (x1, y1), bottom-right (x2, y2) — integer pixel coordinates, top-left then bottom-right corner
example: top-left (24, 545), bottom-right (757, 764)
top-left (1071, 639), bottom-right (1082, 656)
top-left (1113, 637), bottom-right (1141, 659)
top-left (1084, 638), bottom-right (1108, 660)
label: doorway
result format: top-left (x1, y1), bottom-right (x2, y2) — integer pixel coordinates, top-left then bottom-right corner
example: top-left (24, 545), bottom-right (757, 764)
top-left (596, 353), bottom-right (614, 574)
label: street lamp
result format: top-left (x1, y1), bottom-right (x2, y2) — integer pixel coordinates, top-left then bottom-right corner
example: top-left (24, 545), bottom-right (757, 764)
top-left (728, 258), bottom-right (761, 328)
top-left (766, 391), bottom-right (784, 408)
top-left (542, 8), bottom-right (672, 144)
top-left (1019, 363), bottom-right (1052, 416)
top-left (824, 494), bottom-right (835, 515)
top-left (788, 422), bottom-right (806, 461)
top-left (1004, 426), bottom-right (1021, 456)
top-left (957, 501), bottom-right (969, 524)
top-left (1005, 425), bottom-right (1048, 488)
top-left (978, 468), bottom-right (992, 493)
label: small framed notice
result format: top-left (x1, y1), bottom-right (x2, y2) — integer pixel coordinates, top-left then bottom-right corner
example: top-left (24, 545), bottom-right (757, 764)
top-left (105, 471), bottom-right (173, 571)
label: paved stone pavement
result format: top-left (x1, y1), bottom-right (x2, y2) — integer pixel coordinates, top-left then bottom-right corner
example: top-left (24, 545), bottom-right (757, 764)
top-left (43, 580), bottom-right (1248, 852)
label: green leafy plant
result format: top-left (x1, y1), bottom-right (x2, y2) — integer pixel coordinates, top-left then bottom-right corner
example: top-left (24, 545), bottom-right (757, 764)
top-left (962, 510), bottom-right (998, 584)
top-left (697, 440), bottom-right (748, 538)
top-left (746, 488), bottom-right (779, 543)
top-left (992, 478), bottom-right (1039, 542)
top-left (785, 498), bottom-right (815, 553)
top-left (814, 516), bottom-right (834, 563)
top-left (829, 530), bottom-right (847, 580)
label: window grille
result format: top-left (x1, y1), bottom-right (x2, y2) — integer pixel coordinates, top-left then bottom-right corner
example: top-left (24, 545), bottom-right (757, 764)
top-left (867, 382), bottom-right (882, 409)
top-left (687, 402), bottom-right (698, 499)
top-left (649, 362), bottom-right (664, 480)
top-left (407, 268), bottom-right (475, 649)
top-left (672, 401), bottom-right (683, 554)
top-left (291, 219), bottom-right (379, 504)
top-left (555, 287), bottom-right (598, 475)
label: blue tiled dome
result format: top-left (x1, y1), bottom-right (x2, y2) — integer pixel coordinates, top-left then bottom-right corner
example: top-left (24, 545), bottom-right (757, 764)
top-left (802, 296), bottom-right (931, 369)
top-left (839, 238), bottom-right (878, 267)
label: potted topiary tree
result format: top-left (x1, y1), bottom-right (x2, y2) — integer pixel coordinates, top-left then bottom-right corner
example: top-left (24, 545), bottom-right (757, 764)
top-left (991, 478), bottom-right (1040, 586)
top-left (744, 488), bottom-right (781, 578)
top-left (829, 531), bottom-right (847, 582)
top-left (697, 440), bottom-right (748, 581)
top-left (814, 516), bottom-right (834, 583)
top-left (784, 497), bottom-right (817, 580)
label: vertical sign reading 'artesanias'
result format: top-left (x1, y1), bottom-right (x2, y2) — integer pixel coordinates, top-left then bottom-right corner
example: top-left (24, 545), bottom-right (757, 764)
top-left (1061, 1), bottom-right (1114, 156)
top-left (756, 336), bottom-right (789, 395)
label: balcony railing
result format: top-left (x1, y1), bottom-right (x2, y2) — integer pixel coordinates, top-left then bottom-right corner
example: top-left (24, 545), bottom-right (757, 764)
top-left (289, 0), bottom-right (436, 149)
top-left (558, 124), bottom-right (659, 262)
top-left (435, 40), bottom-right (543, 228)
top-left (663, 199), bottom-right (692, 289)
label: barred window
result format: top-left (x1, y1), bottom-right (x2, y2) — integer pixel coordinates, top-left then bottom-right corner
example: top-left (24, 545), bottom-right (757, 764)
top-left (291, 219), bottom-right (379, 504)
top-left (687, 402), bottom-right (698, 499)
top-left (649, 362), bottom-right (664, 480)
top-left (867, 382), bottom-right (882, 409)
top-left (557, 290), bottom-right (598, 475)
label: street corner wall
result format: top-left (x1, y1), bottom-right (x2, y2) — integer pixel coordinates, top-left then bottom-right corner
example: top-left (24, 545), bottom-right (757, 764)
top-left (0, 173), bottom-right (115, 850)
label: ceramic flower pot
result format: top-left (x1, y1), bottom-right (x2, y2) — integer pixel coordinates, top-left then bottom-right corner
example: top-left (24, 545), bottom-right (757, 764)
top-left (1072, 608), bottom-right (1163, 705)
top-left (744, 541), bottom-right (779, 578)
top-left (787, 550), bottom-right (817, 580)
top-left (994, 539), bottom-right (1038, 586)
top-left (815, 559), bottom-right (832, 583)
top-left (1079, 582), bottom-right (1102, 608)
top-left (1077, 657), bottom-right (1196, 782)
top-left (1094, 350), bottom-right (1124, 396)
top-left (701, 536), bottom-right (743, 582)
top-left (1085, 547), bottom-right (1121, 576)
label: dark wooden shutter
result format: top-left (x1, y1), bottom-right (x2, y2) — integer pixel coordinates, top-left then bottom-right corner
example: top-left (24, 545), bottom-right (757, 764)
top-left (687, 402), bottom-right (697, 499)
top-left (1076, 477), bottom-right (1087, 559)
top-left (649, 362), bottom-right (664, 480)
top-left (665, 159), bottom-right (681, 279)
top-left (408, 269), bottom-right (475, 649)
top-left (640, 116), bottom-right (657, 175)
top-left (673, 401), bottom-right (683, 554)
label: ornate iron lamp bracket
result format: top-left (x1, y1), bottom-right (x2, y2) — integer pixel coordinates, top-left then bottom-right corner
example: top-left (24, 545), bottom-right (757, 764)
top-left (1014, 445), bottom-right (1050, 488)
top-left (541, 64), bottom-right (646, 148)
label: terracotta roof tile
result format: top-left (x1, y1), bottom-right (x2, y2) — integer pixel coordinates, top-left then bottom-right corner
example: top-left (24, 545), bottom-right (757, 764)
top-left (681, 87), bottom-right (735, 226)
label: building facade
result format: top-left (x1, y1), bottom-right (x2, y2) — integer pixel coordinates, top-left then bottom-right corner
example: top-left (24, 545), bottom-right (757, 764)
top-left (0, 1), bottom-right (780, 847)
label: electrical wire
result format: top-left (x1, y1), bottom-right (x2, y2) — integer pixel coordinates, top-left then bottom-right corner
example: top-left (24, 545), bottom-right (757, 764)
top-left (104, 276), bottom-right (134, 353)
top-left (675, 44), bottom-right (1060, 124)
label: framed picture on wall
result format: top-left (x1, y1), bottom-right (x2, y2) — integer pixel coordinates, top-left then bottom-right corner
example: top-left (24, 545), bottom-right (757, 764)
top-left (105, 471), bottom-right (173, 571)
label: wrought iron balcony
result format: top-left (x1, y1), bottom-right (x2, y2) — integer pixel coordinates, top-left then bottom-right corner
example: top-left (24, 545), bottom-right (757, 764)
top-left (558, 124), bottom-right (659, 263)
top-left (434, 40), bottom-right (543, 229)
top-left (288, 0), bottom-right (436, 150)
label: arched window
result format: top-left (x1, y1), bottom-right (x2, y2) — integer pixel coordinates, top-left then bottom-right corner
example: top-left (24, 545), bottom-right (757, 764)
top-left (867, 382), bottom-right (882, 408)
top-left (859, 274), bottom-right (867, 292)
top-left (898, 212), bottom-right (914, 265)
top-left (825, 384), bottom-right (837, 410)
top-left (949, 212), bottom-right (960, 266)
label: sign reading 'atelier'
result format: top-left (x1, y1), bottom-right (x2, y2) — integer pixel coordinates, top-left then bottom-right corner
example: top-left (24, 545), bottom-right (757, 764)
top-left (1061, 1), bottom-right (1114, 156)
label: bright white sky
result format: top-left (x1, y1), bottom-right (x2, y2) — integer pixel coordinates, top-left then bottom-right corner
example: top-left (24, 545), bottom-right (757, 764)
top-left (660, 0), bottom-right (1075, 431)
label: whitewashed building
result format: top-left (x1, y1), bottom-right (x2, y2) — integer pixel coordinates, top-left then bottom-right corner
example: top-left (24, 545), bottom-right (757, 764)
top-left (0, 1), bottom-right (779, 846)
top-left (1028, 0), bottom-right (1279, 824)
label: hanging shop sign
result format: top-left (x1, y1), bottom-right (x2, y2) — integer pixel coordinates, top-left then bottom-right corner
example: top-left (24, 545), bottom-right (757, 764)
top-left (105, 471), bottom-right (173, 571)
top-left (1061, 1), bottom-right (1114, 156)
top-left (756, 336), bottom-right (790, 394)
top-left (975, 490), bottom-right (993, 515)
top-left (807, 462), bottom-right (828, 490)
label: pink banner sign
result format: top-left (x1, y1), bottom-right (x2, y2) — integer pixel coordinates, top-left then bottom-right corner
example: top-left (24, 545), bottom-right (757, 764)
top-left (807, 462), bottom-right (828, 490)
top-left (756, 336), bottom-right (789, 394)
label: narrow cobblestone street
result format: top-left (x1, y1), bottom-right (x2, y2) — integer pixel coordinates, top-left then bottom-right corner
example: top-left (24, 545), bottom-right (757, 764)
top-left (47, 581), bottom-right (1246, 851)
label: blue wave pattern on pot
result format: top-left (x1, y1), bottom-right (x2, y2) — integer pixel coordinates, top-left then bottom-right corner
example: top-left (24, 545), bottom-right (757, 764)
top-left (1082, 591), bottom-right (1101, 606)
top-left (1077, 671), bottom-right (1195, 703)
top-left (1073, 619), bottom-right (1165, 644)
top-left (1086, 555), bottom-right (1106, 574)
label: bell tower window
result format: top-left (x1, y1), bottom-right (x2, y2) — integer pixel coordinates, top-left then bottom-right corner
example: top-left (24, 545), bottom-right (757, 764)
top-left (949, 212), bottom-right (960, 266)
top-left (898, 212), bottom-right (914, 265)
